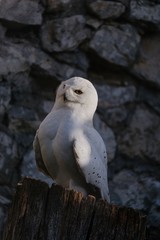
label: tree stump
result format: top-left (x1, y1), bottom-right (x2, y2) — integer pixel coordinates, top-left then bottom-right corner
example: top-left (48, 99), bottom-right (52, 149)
top-left (4, 178), bottom-right (147, 240)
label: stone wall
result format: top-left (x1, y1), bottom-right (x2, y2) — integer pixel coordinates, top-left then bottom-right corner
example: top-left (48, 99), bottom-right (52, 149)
top-left (0, 0), bottom-right (160, 239)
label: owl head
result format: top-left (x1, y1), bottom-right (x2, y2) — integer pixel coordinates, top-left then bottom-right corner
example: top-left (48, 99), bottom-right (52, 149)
top-left (54, 77), bottom-right (98, 117)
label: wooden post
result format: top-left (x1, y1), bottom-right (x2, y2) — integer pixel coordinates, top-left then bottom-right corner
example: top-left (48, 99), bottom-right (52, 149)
top-left (4, 178), bottom-right (147, 240)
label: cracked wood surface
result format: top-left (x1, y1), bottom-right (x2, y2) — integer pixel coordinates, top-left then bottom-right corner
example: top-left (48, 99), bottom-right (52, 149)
top-left (4, 178), bottom-right (147, 240)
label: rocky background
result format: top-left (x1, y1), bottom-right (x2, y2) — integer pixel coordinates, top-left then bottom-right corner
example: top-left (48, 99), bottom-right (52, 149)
top-left (0, 0), bottom-right (160, 239)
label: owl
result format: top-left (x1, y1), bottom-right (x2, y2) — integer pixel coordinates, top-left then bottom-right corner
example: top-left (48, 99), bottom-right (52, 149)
top-left (33, 77), bottom-right (110, 202)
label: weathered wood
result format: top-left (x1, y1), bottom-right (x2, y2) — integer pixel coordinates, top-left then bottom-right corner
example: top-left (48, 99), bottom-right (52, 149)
top-left (4, 178), bottom-right (49, 240)
top-left (4, 178), bottom-right (147, 240)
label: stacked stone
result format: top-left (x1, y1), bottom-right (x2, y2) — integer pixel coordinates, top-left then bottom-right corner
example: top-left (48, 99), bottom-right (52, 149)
top-left (0, 1), bottom-right (160, 239)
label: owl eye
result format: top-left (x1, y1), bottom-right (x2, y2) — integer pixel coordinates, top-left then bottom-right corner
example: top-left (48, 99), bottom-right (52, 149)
top-left (74, 90), bottom-right (83, 95)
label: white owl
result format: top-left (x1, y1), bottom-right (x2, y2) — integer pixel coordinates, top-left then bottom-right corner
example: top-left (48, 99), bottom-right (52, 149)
top-left (33, 77), bottom-right (110, 202)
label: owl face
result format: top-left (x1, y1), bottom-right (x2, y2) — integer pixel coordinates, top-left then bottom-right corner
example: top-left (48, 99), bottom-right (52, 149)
top-left (55, 77), bottom-right (98, 113)
top-left (60, 81), bottom-right (85, 104)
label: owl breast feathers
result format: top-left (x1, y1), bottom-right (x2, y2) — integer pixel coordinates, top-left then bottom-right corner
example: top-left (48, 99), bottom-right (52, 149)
top-left (33, 77), bottom-right (110, 202)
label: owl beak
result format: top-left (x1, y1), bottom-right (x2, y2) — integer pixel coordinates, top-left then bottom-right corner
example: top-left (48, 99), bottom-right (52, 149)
top-left (63, 93), bottom-right (67, 102)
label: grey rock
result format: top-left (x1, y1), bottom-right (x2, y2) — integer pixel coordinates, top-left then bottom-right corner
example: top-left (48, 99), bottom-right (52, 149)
top-left (0, 42), bottom-right (29, 76)
top-left (0, 0), bottom-right (44, 26)
top-left (131, 35), bottom-right (160, 88)
top-left (0, 209), bottom-right (4, 238)
top-left (42, 100), bottom-right (53, 115)
top-left (129, 0), bottom-right (160, 28)
top-left (0, 187), bottom-right (14, 239)
top-left (0, 82), bottom-right (11, 122)
top-left (21, 148), bottom-right (53, 186)
top-left (0, 24), bottom-right (6, 40)
top-left (45, 0), bottom-right (85, 16)
top-left (86, 17), bottom-right (102, 29)
top-left (143, 177), bottom-right (160, 206)
top-left (21, 43), bottom-right (63, 77)
top-left (94, 114), bottom-right (117, 161)
top-left (103, 106), bottom-right (128, 128)
top-left (149, 204), bottom-right (160, 228)
top-left (54, 51), bottom-right (89, 72)
top-left (96, 84), bottom-right (136, 108)
top-left (9, 106), bottom-right (38, 121)
top-left (86, 0), bottom-right (129, 6)
top-left (0, 186), bottom-right (13, 206)
top-left (14, 133), bottom-right (35, 159)
top-left (90, 71), bottom-right (135, 86)
top-left (29, 44), bottom-right (87, 80)
top-left (8, 72), bottom-right (34, 108)
top-left (10, 72), bottom-right (32, 93)
top-left (111, 169), bottom-right (160, 223)
top-left (89, 24), bottom-right (141, 67)
top-left (0, 129), bottom-right (18, 185)
top-left (95, 83), bottom-right (136, 127)
top-left (118, 105), bottom-right (160, 163)
top-left (88, 1), bottom-right (125, 20)
top-left (138, 86), bottom-right (160, 115)
top-left (0, 41), bottom-right (86, 81)
top-left (8, 105), bottom-right (39, 132)
top-left (41, 15), bottom-right (90, 52)
top-left (7, 73), bottom-right (54, 123)
top-left (118, 0), bottom-right (130, 6)
top-left (140, 177), bottom-right (160, 228)
top-left (111, 170), bottom-right (146, 209)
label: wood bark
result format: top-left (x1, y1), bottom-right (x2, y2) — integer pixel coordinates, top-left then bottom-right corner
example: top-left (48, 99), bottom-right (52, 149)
top-left (4, 178), bottom-right (147, 240)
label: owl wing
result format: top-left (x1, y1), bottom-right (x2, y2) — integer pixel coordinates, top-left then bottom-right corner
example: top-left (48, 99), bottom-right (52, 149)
top-left (33, 110), bottom-right (60, 180)
top-left (33, 131), bottom-right (51, 177)
top-left (73, 129), bottom-right (110, 202)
